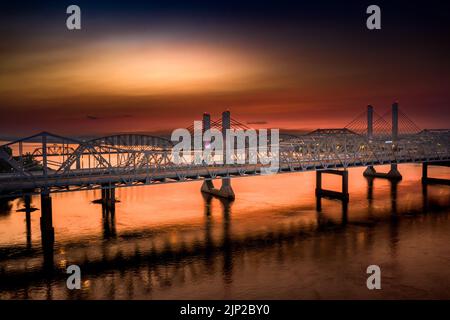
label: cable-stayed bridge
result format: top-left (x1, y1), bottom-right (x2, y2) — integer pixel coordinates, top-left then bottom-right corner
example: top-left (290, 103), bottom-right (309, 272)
top-left (0, 103), bottom-right (449, 202)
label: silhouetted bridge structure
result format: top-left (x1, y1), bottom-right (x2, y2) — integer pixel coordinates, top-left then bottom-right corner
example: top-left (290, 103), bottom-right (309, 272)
top-left (0, 102), bottom-right (449, 261)
top-left (1, 102), bottom-right (449, 199)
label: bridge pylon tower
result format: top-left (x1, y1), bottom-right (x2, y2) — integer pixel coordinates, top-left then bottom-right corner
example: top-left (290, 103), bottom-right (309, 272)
top-left (200, 111), bottom-right (236, 200)
top-left (363, 102), bottom-right (403, 180)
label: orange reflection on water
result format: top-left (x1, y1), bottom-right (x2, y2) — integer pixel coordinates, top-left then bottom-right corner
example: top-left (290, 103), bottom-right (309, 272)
top-left (0, 164), bottom-right (448, 247)
top-left (1, 164), bottom-right (450, 300)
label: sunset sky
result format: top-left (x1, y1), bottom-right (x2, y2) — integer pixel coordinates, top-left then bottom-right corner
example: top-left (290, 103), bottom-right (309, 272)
top-left (1, 0), bottom-right (449, 136)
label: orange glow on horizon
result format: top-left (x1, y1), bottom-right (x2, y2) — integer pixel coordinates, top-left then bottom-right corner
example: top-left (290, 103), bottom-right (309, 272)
top-left (0, 39), bottom-right (276, 99)
top-left (1, 31), bottom-right (448, 135)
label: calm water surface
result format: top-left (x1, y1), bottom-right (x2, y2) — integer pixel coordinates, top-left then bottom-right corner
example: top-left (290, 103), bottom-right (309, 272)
top-left (0, 164), bottom-right (449, 299)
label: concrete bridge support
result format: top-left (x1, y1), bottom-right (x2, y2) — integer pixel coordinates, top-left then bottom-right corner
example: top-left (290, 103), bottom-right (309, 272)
top-left (363, 164), bottom-right (402, 180)
top-left (315, 169), bottom-right (349, 201)
top-left (421, 161), bottom-right (450, 185)
top-left (101, 185), bottom-right (116, 208)
top-left (24, 194), bottom-right (32, 248)
top-left (201, 177), bottom-right (236, 200)
top-left (389, 102), bottom-right (402, 179)
top-left (363, 105), bottom-right (376, 176)
top-left (363, 102), bottom-right (402, 181)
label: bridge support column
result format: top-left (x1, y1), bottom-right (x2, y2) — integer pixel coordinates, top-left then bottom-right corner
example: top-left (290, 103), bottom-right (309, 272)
top-left (387, 163), bottom-right (402, 179)
top-left (389, 102), bottom-right (402, 179)
top-left (201, 177), bottom-right (235, 200)
top-left (201, 179), bottom-right (215, 193)
top-left (363, 166), bottom-right (376, 176)
top-left (421, 161), bottom-right (450, 185)
top-left (100, 185), bottom-right (116, 208)
top-left (363, 165), bottom-right (402, 180)
top-left (363, 105), bottom-right (377, 177)
top-left (40, 190), bottom-right (54, 269)
top-left (40, 190), bottom-right (54, 244)
top-left (315, 169), bottom-right (349, 202)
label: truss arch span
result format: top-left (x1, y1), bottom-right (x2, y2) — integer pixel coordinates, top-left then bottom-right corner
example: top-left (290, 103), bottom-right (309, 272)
top-left (85, 134), bottom-right (174, 151)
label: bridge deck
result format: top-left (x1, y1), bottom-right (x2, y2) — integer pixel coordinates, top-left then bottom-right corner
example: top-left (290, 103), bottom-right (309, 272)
top-left (0, 156), bottom-right (448, 197)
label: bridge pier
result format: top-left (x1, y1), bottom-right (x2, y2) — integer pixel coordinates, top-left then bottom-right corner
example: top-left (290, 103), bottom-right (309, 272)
top-left (363, 105), bottom-right (376, 178)
top-left (315, 169), bottom-right (349, 202)
top-left (363, 165), bottom-right (376, 176)
top-left (421, 161), bottom-right (450, 185)
top-left (388, 163), bottom-right (402, 179)
top-left (100, 185), bottom-right (116, 208)
top-left (201, 177), bottom-right (236, 200)
top-left (363, 102), bottom-right (402, 181)
top-left (363, 164), bottom-right (402, 180)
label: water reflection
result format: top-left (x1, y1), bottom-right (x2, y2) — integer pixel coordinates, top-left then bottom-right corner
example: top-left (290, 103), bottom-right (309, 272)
top-left (0, 165), bottom-right (449, 299)
top-left (0, 198), bottom-right (12, 216)
top-left (19, 195), bottom-right (34, 249)
top-left (101, 201), bottom-right (117, 240)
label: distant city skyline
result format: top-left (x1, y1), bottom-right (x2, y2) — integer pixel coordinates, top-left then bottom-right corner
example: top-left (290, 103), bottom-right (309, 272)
top-left (1, 0), bottom-right (449, 136)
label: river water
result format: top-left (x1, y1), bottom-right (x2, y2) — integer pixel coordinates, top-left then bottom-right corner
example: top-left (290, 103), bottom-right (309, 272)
top-left (0, 164), bottom-right (449, 299)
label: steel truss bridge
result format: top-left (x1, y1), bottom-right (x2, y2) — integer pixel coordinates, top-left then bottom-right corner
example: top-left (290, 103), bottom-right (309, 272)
top-left (0, 103), bottom-right (449, 198)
